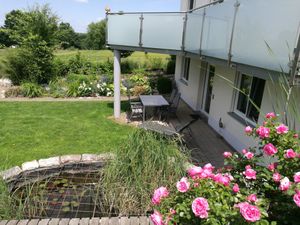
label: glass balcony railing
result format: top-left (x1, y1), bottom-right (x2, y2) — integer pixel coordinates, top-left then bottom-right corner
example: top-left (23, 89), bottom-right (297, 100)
top-left (107, 0), bottom-right (300, 73)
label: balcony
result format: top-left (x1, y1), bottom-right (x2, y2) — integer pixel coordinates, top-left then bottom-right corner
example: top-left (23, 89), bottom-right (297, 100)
top-left (107, 0), bottom-right (300, 73)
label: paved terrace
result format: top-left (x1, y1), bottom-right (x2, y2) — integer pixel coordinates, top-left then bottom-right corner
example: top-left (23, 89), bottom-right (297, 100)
top-left (171, 100), bottom-right (235, 168)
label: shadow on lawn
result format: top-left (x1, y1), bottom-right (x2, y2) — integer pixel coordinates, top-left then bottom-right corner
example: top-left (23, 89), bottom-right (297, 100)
top-left (106, 100), bottom-right (130, 112)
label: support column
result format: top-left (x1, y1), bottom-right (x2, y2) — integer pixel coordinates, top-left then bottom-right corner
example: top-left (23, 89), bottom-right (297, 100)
top-left (114, 50), bottom-right (121, 118)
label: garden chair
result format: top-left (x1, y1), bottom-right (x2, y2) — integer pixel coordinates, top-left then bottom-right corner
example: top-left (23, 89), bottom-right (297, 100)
top-left (160, 92), bottom-right (181, 121)
top-left (168, 88), bottom-right (178, 104)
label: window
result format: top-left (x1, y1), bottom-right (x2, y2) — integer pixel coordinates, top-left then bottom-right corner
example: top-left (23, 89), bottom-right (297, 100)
top-left (189, 0), bottom-right (195, 10)
top-left (182, 57), bottom-right (191, 81)
top-left (235, 74), bottom-right (265, 123)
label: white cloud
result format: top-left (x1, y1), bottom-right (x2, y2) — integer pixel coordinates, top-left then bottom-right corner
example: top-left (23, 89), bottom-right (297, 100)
top-left (75, 0), bottom-right (88, 3)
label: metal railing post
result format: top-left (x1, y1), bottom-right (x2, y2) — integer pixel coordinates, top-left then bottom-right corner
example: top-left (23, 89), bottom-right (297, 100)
top-left (139, 13), bottom-right (144, 47)
top-left (228, 0), bottom-right (240, 65)
top-left (199, 8), bottom-right (206, 56)
top-left (181, 12), bottom-right (188, 51)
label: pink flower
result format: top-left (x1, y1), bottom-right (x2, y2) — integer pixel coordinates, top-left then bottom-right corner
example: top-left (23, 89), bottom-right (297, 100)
top-left (256, 126), bottom-right (270, 138)
top-left (243, 166), bottom-right (256, 180)
top-left (276, 124), bottom-right (289, 134)
top-left (294, 172), bottom-right (300, 183)
top-left (242, 149), bottom-right (248, 154)
top-left (284, 149), bottom-right (297, 158)
top-left (176, 177), bottom-right (190, 193)
top-left (192, 197), bottom-right (210, 219)
top-left (152, 187), bottom-right (169, 205)
top-left (236, 202), bottom-right (261, 222)
top-left (293, 190), bottom-right (300, 207)
top-left (279, 177), bottom-right (291, 191)
top-left (247, 194), bottom-right (258, 203)
top-left (245, 126), bottom-right (253, 134)
top-left (266, 112), bottom-right (276, 119)
top-left (233, 183), bottom-right (240, 193)
top-left (245, 165), bottom-right (252, 170)
top-left (273, 173), bottom-right (281, 183)
top-left (188, 166), bottom-right (203, 179)
top-left (223, 152), bottom-right (232, 158)
top-left (294, 133), bottom-right (299, 138)
top-left (203, 163), bottom-right (214, 172)
top-left (194, 182), bottom-right (199, 187)
top-left (169, 208), bottom-right (176, 215)
top-left (268, 163), bottom-right (276, 171)
top-left (150, 211), bottom-right (164, 225)
top-left (263, 143), bottom-right (278, 156)
top-left (244, 151), bottom-right (254, 159)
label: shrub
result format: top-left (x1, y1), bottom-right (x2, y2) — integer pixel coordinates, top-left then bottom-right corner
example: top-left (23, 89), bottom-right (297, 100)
top-left (21, 82), bottom-right (43, 98)
top-left (152, 113), bottom-right (300, 224)
top-left (48, 79), bottom-right (68, 98)
top-left (4, 86), bottom-right (22, 98)
top-left (157, 77), bottom-right (172, 94)
top-left (121, 59), bottom-right (139, 74)
top-left (52, 58), bottom-right (69, 77)
top-left (102, 129), bottom-right (189, 216)
top-left (166, 56), bottom-right (176, 74)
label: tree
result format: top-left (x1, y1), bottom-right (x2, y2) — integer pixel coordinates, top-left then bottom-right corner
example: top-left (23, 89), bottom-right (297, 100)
top-left (57, 22), bottom-right (78, 49)
top-left (85, 20), bottom-right (106, 50)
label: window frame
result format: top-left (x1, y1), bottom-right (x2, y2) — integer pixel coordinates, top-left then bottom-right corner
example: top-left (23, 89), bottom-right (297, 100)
top-left (233, 73), bottom-right (265, 125)
top-left (181, 57), bottom-right (191, 83)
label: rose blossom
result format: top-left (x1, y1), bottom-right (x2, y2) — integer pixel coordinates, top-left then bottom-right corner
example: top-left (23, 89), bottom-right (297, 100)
top-left (273, 172), bottom-right (281, 183)
top-left (263, 143), bottom-right (278, 156)
top-left (236, 202), bottom-right (261, 222)
top-left (243, 166), bottom-right (256, 180)
top-left (150, 211), bottom-right (164, 225)
top-left (192, 197), bottom-right (210, 219)
top-left (242, 149), bottom-right (247, 154)
top-left (244, 151), bottom-right (254, 159)
top-left (294, 172), bottom-right (300, 183)
top-left (203, 163), bottom-right (214, 172)
top-left (245, 126), bottom-right (253, 134)
top-left (223, 151), bottom-right (232, 158)
top-left (266, 112), bottom-right (276, 119)
top-left (293, 190), bottom-right (300, 207)
top-left (176, 177), bottom-right (190, 193)
top-left (284, 149), bottom-right (297, 159)
top-left (188, 166), bottom-right (203, 179)
top-left (268, 163), bottom-right (277, 171)
top-left (152, 187), bottom-right (169, 205)
top-left (256, 126), bottom-right (270, 138)
top-left (279, 177), bottom-right (291, 191)
top-left (294, 133), bottom-right (299, 138)
top-left (247, 194), bottom-right (258, 203)
top-left (233, 183), bottom-right (240, 193)
top-left (276, 124), bottom-right (289, 134)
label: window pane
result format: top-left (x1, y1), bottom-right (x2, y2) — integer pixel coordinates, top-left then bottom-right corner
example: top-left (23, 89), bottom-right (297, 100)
top-left (247, 77), bottom-right (265, 122)
top-left (183, 58), bottom-right (190, 80)
top-left (189, 0), bottom-right (194, 10)
top-left (204, 65), bottom-right (215, 113)
top-left (237, 74), bottom-right (252, 114)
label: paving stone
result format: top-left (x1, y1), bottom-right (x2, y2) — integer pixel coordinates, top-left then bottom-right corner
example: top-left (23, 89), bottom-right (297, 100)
top-left (99, 218), bottom-right (109, 225)
top-left (68, 219), bottom-right (79, 225)
top-left (22, 160), bottom-right (39, 171)
top-left (81, 154), bottom-right (98, 162)
top-left (108, 218), bottom-right (119, 225)
top-left (119, 218), bottom-right (130, 225)
top-left (17, 220), bottom-right (29, 225)
top-left (0, 220), bottom-right (8, 225)
top-left (48, 219), bottom-right (60, 225)
top-left (6, 220), bottom-right (18, 225)
top-left (139, 217), bottom-right (149, 225)
top-left (58, 219), bottom-right (69, 225)
top-left (60, 155), bottom-right (82, 164)
top-left (129, 217), bottom-right (139, 225)
top-left (97, 153), bottom-right (115, 160)
top-left (38, 157), bottom-right (60, 167)
top-left (89, 218), bottom-right (100, 225)
top-left (38, 219), bottom-right (49, 225)
top-left (79, 218), bottom-right (89, 225)
top-left (0, 166), bottom-right (22, 180)
top-left (27, 220), bottom-right (39, 225)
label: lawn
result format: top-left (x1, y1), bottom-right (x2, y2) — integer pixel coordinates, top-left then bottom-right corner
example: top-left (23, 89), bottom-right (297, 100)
top-left (0, 101), bottom-right (133, 168)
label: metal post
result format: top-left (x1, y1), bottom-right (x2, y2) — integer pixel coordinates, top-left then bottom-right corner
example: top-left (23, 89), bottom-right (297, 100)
top-left (199, 8), bottom-right (206, 56)
top-left (105, 7), bottom-right (111, 46)
top-left (181, 12), bottom-right (188, 51)
top-left (114, 50), bottom-right (121, 118)
top-left (228, 0), bottom-right (240, 65)
top-left (139, 13), bottom-right (144, 47)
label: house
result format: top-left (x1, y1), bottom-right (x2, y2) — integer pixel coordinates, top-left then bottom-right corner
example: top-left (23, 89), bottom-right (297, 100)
top-left (106, 0), bottom-right (300, 152)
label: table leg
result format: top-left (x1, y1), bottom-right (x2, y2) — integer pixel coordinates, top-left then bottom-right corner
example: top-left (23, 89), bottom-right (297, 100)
top-left (143, 105), bottom-right (146, 122)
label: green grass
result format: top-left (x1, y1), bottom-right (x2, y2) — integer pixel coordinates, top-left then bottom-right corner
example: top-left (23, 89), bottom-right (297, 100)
top-left (0, 101), bottom-right (133, 167)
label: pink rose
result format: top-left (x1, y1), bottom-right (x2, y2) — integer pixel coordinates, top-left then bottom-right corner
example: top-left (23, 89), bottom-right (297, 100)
top-left (233, 183), bottom-right (240, 193)
top-left (243, 166), bottom-right (256, 180)
top-left (256, 126), bottom-right (270, 138)
top-left (294, 172), bottom-right (300, 183)
top-left (236, 202), bottom-right (261, 222)
top-left (294, 133), bottom-right (299, 138)
top-left (293, 190), bottom-right (300, 207)
top-left (284, 149), bottom-right (297, 158)
top-left (273, 172), bottom-right (281, 183)
top-left (176, 177), bottom-right (190, 193)
top-left (244, 151), bottom-right (254, 159)
top-left (188, 166), bottom-right (203, 179)
top-left (242, 149), bottom-right (248, 154)
top-left (245, 126), bottom-right (253, 134)
top-left (266, 112), bottom-right (276, 119)
top-left (245, 165), bottom-right (252, 170)
top-left (194, 182), bottom-right (199, 187)
top-left (223, 152), bottom-right (232, 158)
top-left (169, 208), bottom-right (176, 215)
top-left (279, 177), bottom-right (291, 191)
top-left (263, 143), bottom-right (278, 156)
top-left (203, 163), bottom-right (214, 172)
top-left (192, 197), bottom-right (210, 219)
top-left (150, 211), bottom-right (164, 225)
top-left (152, 187), bottom-right (169, 205)
top-left (268, 163), bottom-right (276, 171)
top-left (247, 194), bottom-right (258, 203)
top-left (276, 124), bottom-right (289, 134)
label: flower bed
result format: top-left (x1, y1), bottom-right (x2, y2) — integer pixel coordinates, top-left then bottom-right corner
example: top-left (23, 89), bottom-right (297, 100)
top-left (151, 113), bottom-right (300, 224)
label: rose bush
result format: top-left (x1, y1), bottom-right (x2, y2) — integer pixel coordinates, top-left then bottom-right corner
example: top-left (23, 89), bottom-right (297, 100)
top-left (151, 113), bottom-right (300, 224)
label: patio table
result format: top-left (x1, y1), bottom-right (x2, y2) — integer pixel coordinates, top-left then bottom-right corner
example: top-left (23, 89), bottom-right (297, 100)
top-left (140, 95), bottom-right (169, 121)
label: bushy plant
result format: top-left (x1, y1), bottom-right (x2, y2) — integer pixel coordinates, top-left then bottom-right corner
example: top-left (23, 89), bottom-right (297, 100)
top-left (157, 77), bottom-right (172, 94)
top-left (21, 82), bottom-right (43, 98)
top-left (4, 86), bottom-right (22, 97)
top-left (152, 113), bottom-right (300, 225)
top-left (166, 56), bottom-right (176, 74)
top-left (52, 58), bottom-right (69, 77)
top-left (129, 74), bottom-right (151, 95)
top-left (48, 78), bottom-right (68, 98)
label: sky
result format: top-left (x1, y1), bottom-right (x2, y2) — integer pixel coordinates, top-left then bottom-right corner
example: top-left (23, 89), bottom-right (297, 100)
top-left (0, 0), bottom-right (180, 33)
